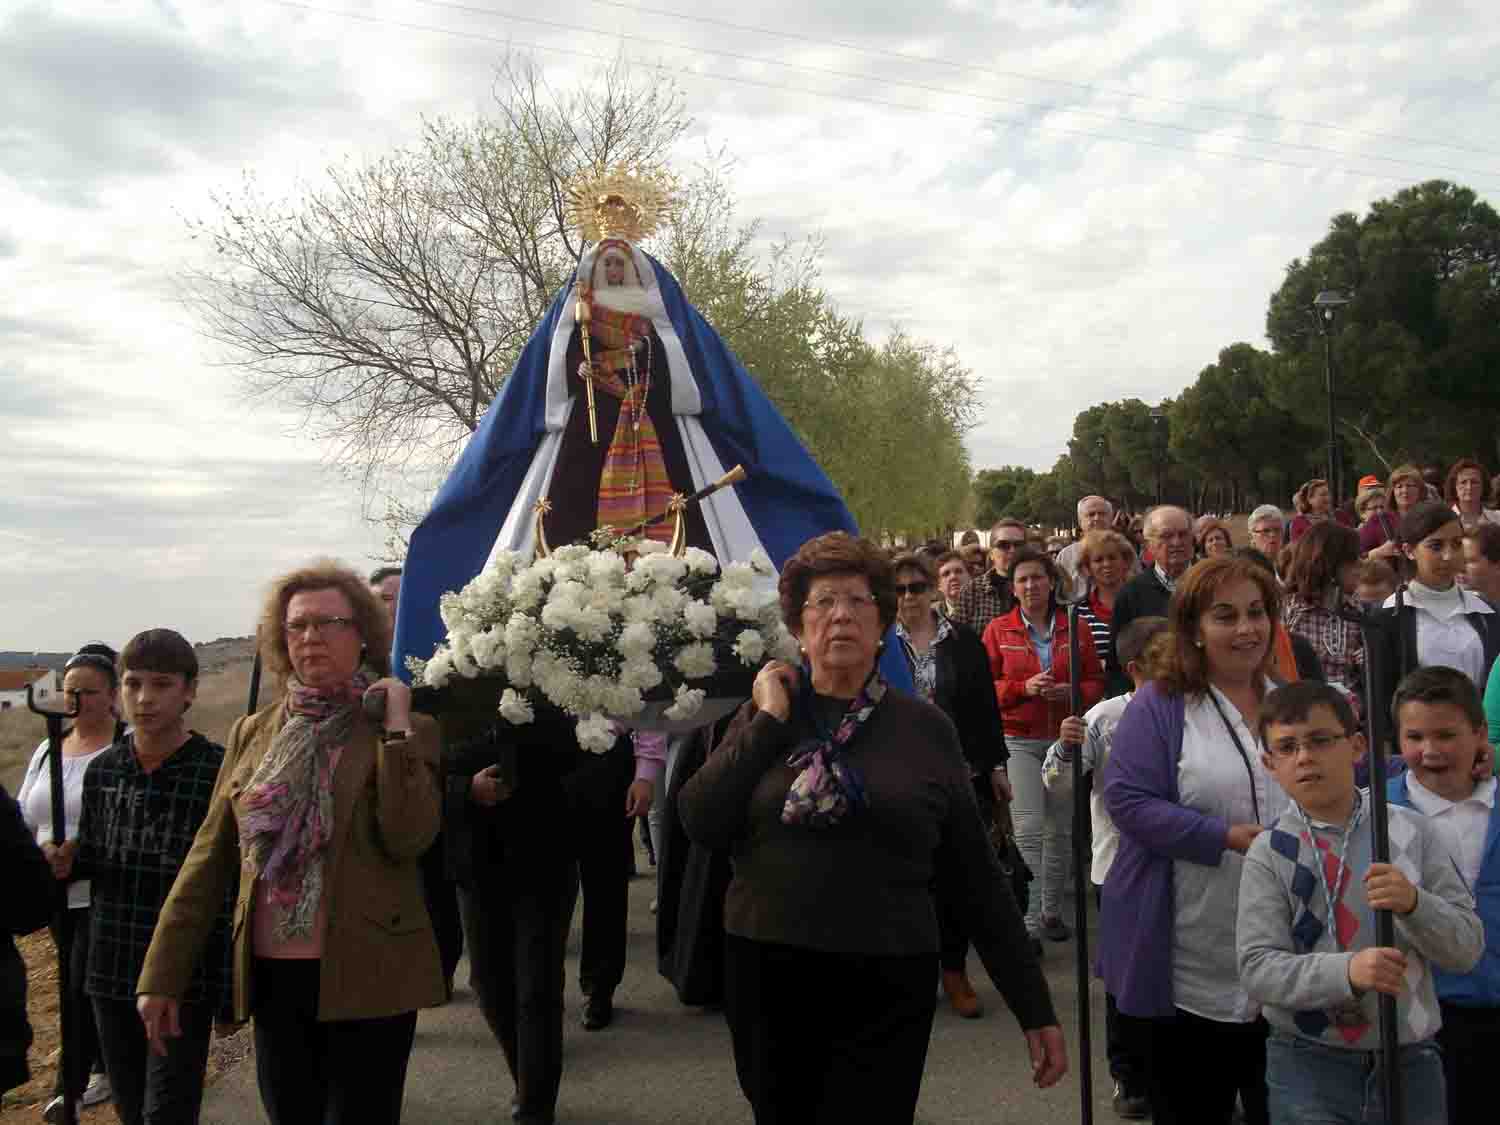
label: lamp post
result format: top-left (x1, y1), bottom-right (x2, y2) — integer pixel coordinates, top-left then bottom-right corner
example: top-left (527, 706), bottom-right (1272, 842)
top-left (1312, 289), bottom-right (1352, 504)
top-left (1149, 406), bottom-right (1166, 506)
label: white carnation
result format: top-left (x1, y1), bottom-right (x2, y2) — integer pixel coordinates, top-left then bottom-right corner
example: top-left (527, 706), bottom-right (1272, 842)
top-left (636, 553), bottom-right (688, 585)
top-left (621, 594), bottom-right (658, 623)
top-left (504, 613), bottom-right (539, 656)
top-left (469, 626), bottom-right (506, 669)
top-left (683, 599), bottom-right (718, 638)
top-left (439, 592), bottom-right (467, 632)
top-left (616, 622), bottom-right (656, 660)
top-left (504, 650), bottom-right (534, 688)
top-left (635, 539), bottom-right (668, 556)
top-left (552, 544), bottom-right (592, 563)
top-left (664, 684), bottom-right (706, 721)
top-left (682, 547), bottom-right (719, 575)
top-left (619, 657), bottom-right (663, 692)
top-left (673, 642), bottom-right (717, 680)
top-left (498, 688), bottom-right (534, 725)
top-left (575, 714), bottom-right (617, 754)
top-left (587, 551), bottom-right (628, 586)
top-left (449, 628), bottom-right (481, 678)
top-left (603, 682), bottom-right (646, 717)
top-left (423, 648), bottom-right (455, 688)
top-left (733, 628), bottom-right (767, 666)
top-left (509, 570), bottom-right (546, 610)
top-left (489, 549), bottom-right (523, 577)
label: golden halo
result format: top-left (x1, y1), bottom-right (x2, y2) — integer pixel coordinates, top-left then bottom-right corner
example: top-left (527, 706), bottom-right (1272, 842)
top-left (564, 165), bottom-right (679, 243)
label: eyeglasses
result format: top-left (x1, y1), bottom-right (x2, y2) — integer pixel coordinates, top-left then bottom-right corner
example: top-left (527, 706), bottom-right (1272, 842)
top-left (1266, 730), bottom-right (1351, 759)
top-left (64, 688), bottom-right (104, 698)
top-left (805, 592), bottom-right (877, 615)
top-left (285, 616), bottom-right (357, 637)
top-left (894, 581), bottom-right (930, 597)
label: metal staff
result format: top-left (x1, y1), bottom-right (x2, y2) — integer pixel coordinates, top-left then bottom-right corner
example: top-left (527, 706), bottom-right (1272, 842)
top-left (611, 464), bottom-right (749, 539)
top-left (246, 633), bottom-right (263, 716)
top-left (29, 683), bottom-right (80, 1125)
top-left (1065, 603), bottom-right (1094, 1125)
top-left (1342, 595), bottom-right (1402, 1124)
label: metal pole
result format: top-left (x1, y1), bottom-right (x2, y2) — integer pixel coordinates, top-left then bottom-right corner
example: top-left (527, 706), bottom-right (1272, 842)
top-left (1324, 332), bottom-right (1338, 504)
top-left (1344, 602), bottom-right (1402, 1124)
top-left (29, 684), bottom-right (79, 1125)
top-left (246, 631), bottom-right (263, 716)
top-left (1066, 604), bottom-right (1094, 1125)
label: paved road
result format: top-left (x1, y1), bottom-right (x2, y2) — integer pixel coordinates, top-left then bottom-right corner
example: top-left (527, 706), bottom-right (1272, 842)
top-left (202, 855), bottom-right (1117, 1124)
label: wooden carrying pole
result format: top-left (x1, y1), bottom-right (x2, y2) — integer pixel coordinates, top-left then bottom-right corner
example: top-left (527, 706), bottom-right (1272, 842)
top-left (28, 684), bottom-right (79, 1125)
top-left (1065, 604), bottom-right (1094, 1125)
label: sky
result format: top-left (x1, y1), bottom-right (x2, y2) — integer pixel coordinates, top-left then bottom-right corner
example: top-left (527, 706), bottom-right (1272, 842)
top-left (3, 0), bottom-right (1498, 650)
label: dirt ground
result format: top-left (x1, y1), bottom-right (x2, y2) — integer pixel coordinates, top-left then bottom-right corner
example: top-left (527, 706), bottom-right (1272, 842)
top-left (3, 647), bottom-right (269, 1120)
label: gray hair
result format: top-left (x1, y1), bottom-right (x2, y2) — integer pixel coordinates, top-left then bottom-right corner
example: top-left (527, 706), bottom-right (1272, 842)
top-left (1248, 504), bottom-right (1283, 529)
top-left (1076, 494), bottom-right (1113, 519)
top-left (1144, 505), bottom-right (1191, 539)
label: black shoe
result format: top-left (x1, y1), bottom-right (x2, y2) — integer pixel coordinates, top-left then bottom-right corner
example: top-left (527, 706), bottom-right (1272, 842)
top-left (582, 991), bottom-right (614, 1030)
top-left (1111, 1080), bottom-right (1149, 1120)
top-left (1029, 936), bottom-right (1044, 960)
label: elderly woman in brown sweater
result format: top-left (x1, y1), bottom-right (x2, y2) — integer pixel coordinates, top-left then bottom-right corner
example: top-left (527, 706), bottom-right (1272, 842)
top-left (679, 532), bottom-right (1065, 1124)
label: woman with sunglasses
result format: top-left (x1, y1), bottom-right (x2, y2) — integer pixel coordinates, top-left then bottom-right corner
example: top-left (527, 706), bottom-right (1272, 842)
top-left (891, 552), bottom-right (1011, 1019)
top-left (17, 643), bottom-right (122, 1120)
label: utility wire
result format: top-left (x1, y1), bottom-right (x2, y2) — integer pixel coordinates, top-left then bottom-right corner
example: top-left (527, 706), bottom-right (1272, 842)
top-left (574, 0), bottom-right (1500, 160)
top-left (266, 1), bottom-right (1500, 194)
top-left (395, 0), bottom-right (1500, 181)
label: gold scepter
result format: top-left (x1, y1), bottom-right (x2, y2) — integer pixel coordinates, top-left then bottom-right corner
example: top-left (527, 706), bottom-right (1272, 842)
top-left (575, 293), bottom-right (599, 444)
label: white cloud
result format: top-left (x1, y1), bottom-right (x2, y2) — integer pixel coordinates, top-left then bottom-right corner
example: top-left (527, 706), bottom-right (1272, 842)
top-left (3, 0), bottom-right (1499, 647)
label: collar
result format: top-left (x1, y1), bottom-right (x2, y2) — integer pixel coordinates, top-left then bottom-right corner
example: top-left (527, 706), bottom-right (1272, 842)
top-left (1154, 564), bottom-right (1179, 593)
top-left (1018, 604), bottom-right (1054, 633)
top-left (1400, 581), bottom-right (1491, 620)
top-left (1407, 772), bottom-right (1496, 814)
top-left (1300, 787), bottom-right (1366, 831)
top-left (894, 610), bottom-right (952, 645)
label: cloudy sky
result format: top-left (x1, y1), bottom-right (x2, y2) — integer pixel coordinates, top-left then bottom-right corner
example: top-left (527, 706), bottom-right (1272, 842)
top-left (3, 0), bottom-right (1498, 651)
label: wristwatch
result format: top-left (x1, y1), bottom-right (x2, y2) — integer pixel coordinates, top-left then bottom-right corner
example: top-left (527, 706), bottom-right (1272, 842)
top-left (380, 728), bottom-right (409, 744)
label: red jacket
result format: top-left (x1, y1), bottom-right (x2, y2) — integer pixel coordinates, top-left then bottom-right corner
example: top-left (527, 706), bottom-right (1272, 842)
top-left (983, 605), bottom-right (1104, 741)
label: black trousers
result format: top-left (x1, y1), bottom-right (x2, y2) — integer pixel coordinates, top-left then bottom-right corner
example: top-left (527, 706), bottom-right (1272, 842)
top-left (92, 994), bottom-right (211, 1125)
top-left (420, 832), bottom-right (464, 993)
top-left (1146, 1007), bottom-right (1268, 1125)
top-left (250, 957), bottom-right (418, 1125)
top-left (50, 905), bottom-right (102, 1098)
top-left (724, 934), bottom-right (938, 1125)
top-left (575, 816), bottom-right (632, 997)
top-left (936, 778), bottom-right (994, 973)
top-left (1437, 1000), bottom-right (1500, 1125)
top-left (1093, 885), bottom-right (1149, 1095)
top-left (460, 862), bottom-right (579, 1119)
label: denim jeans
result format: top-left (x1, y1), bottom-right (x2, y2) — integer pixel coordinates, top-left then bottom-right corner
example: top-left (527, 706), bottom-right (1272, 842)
top-left (1007, 737), bottom-right (1072, 933)
top-left (1266, 1032), bottom-right (1446, 1125)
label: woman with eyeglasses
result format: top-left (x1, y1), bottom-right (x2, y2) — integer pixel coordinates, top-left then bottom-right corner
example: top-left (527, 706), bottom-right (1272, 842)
top-left (1447, 457), bottom-right (1500, 532)
top-left (138, 561), bottom-right (444, 1124)
top-left (1076, 530), bottom-right (1135, 697)
top-left (680, 532), bottom-right (1065, 1122)
top-left (1099, 556), bottom-right (1291, 1124)
top-left (890, 552), bottom-right (1011, 1019)
top-left (985, 547), bottom-right (1104, 952)
top-left (17, 643), bottom-right (122, 1119)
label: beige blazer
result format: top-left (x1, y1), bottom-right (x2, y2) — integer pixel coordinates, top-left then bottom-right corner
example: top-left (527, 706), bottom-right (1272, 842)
top-left (138, 703), bottom-right (445, 1022)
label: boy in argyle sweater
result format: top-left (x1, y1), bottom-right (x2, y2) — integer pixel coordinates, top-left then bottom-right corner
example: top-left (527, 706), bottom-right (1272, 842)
top-left (1237, 681), bottom-right (1483, 1125)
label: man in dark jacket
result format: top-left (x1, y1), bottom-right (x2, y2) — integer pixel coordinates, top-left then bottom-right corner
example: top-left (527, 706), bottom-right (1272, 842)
top-left (3, 781), bottom-right (54, 1095)
top-left (1108, 506), bottom-right (1194, 690)
top-left (951, 519), bottom-right (1025, 637)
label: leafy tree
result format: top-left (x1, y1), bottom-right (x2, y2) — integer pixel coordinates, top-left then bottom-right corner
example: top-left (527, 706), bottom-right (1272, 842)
top-left (1265, 180), bottom-right (1500, 475)
top-left (973, 466), bottom-right (1039, 526)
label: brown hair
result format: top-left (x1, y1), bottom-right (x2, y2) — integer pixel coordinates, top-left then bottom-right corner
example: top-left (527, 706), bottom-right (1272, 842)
top-left (1387, 464), bottom-right (1424, 506)
top-left (258, 559), bottom-right (391, 682)
top-left (1006, 545), bottom-right (1066, 604)
top-left (1158, 557), bottom-right (1281, 696)
top-left (933, 549), bottom-right (963, 571)
top-left (1355, 557), bottom-right (1398, 590)
top-left (890, 551), bottom-right (937, 584)
top-left (1445, 458), bottom-right (1489, 506)
top-left (1469, 522), bottom-right (1500, 565)
top-left (959, 543), bottom-right (987, 568)
top-left (988, 518), bottom-right (1025, 540)
top-left (778, 532), bottom-right (897, 634)
top-left (120, 629), bottom-right (198, 683)
top-left (1196, 518), bottom-right (1232, 553)
top-left (1294, 479), bottom-right (1329, 515)
top-left (1284, 521), bottom-right (1361, 600)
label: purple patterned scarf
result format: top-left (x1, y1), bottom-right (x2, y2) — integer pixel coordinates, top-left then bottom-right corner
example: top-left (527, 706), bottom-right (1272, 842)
top-left (240, 672), bottom-right (367, 940)
top-left (780, 669), bottom-right (886, 829)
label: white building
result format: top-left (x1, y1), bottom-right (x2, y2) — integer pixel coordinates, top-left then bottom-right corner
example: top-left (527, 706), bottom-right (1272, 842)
top-left (0, 667), bottom-right (61, 711)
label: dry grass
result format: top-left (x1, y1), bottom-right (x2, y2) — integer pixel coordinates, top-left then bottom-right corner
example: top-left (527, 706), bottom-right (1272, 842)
top-left (2, 653), bottom-right (271, 1118)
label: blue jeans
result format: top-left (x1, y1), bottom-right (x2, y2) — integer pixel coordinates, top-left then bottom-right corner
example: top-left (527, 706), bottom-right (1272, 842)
top-left (1266, 1032), bottom-right (1446, 1125)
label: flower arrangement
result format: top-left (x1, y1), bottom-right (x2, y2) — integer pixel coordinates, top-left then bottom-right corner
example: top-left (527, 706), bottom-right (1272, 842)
top-left (406, 541), bottom-right (799, 752)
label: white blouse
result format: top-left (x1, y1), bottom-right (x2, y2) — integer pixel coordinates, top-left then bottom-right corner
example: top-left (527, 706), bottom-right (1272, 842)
top-left (1387, 582), bottom-right (1493, 687)
top-left (1172, 684), bottom-right (1288, 1024)
top-left (17, 738), bottom-right (110, 910)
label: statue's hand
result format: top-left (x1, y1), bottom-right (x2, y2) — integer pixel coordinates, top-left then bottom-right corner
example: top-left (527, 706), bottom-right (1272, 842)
top-left (577, 360), bottom-right (595, 380)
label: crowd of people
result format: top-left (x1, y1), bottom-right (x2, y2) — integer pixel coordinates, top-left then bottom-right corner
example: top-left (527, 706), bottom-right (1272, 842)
top-left (4, 458), bottom-right (1500, 1125)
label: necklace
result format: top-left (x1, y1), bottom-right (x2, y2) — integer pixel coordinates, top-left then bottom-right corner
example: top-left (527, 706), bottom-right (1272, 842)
top-left (1291, 791), bottom-right (1368, 1027)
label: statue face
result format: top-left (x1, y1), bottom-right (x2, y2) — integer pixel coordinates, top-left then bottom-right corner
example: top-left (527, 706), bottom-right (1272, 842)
top-left (603, 253), bottom-right (626, 287)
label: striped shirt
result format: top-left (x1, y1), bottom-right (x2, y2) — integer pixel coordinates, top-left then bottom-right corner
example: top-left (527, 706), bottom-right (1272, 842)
top-left (1077, 591), bottom-right (1114, 674)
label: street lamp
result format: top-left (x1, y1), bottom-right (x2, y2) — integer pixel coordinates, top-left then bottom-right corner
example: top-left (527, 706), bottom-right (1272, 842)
top-left (1149, 406), bottom-right (1167, 505)
top-left (1312, 289), bottom-right (1352, 504)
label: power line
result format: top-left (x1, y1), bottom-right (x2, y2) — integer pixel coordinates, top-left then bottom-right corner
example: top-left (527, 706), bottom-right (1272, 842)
top-left (395, 0), bottom-right (1500, 181)
top-left (266, 1), bottom-right (1500, 194)
top-left (576, 0), bottom-right (1500, 161)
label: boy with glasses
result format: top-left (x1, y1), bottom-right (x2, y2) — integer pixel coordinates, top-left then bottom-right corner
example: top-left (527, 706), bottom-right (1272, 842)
top-left (1237, 680), bottom-right (1482, 1125)
top-left (1387, 667), bottom-right (1499, 1125)
top-left (951, 519), bottom-right (1023, 635)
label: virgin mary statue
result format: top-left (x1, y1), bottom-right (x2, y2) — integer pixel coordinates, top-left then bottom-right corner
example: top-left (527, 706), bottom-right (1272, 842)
top-left (393, 168), bottom-right (889, 680)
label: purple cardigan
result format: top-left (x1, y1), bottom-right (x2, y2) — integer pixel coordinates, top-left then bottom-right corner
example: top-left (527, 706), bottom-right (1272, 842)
top-left (1097, 681), bottom-right (1232, 1018)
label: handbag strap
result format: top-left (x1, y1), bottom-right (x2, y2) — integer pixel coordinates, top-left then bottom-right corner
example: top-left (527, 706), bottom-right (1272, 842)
top-left (1205, 689), bottom-right (1262, 824)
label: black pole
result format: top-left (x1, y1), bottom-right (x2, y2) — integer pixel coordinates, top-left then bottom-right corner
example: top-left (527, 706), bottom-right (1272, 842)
top-left (1323, 332), bottom-right (1338, 503)
top-left (1344, 602), bottom-right (1402, 1124)
top-left (28, 684), bottom-right (79, 1125)
top-left (1066, 604), bottom-right (1094, 1125)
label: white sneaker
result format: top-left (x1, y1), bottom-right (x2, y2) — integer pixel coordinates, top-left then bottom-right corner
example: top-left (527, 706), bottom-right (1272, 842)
top-left (42, 1096), bottom-right (64, 1124)
top-left (82, 1071), bottom-right (113, 1106)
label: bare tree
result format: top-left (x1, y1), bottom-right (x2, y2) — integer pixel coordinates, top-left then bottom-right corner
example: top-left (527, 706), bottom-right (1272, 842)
top-left (182, 54), bottom-right (690, 505)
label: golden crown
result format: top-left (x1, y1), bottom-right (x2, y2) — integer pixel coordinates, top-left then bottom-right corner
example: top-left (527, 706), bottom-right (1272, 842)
top-left (563, 165), bottom-right (678, 243)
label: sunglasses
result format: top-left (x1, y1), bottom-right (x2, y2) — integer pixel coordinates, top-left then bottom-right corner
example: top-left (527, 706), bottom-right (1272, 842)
top-left (894, 581), bottom-right (931, 596)
top-left (993, 539), bottom-right (1025, 549)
